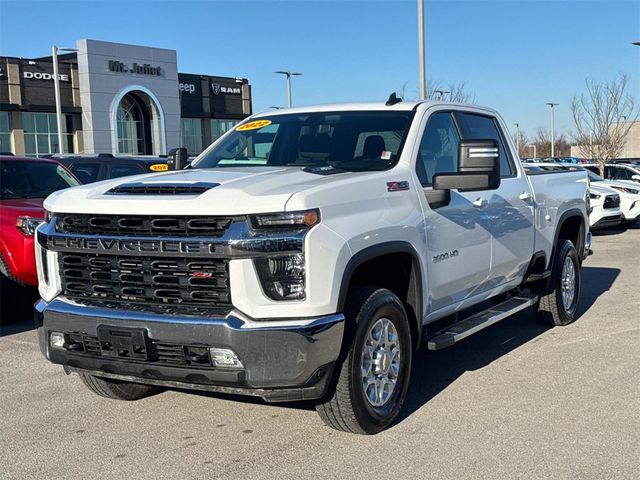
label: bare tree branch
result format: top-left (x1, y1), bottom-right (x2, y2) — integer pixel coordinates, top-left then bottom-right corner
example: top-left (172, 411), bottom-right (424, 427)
top-left (571, 73), bottom-right (638, 175)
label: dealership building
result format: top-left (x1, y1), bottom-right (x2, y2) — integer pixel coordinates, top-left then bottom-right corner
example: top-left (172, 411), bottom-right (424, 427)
top-left (0, 39), bottom-right (252, 157)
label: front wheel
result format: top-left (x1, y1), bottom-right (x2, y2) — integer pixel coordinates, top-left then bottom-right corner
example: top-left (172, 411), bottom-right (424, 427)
top-left (535, 239), bottom-right (581, 326)
top-left (315, 288), bottom-right (413, 434)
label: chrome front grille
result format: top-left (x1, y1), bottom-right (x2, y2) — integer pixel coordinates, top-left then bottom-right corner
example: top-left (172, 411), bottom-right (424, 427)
top-left (59, 253), bottom-right (231, 314)
top-left (55, 213), bottom-right (235, 237)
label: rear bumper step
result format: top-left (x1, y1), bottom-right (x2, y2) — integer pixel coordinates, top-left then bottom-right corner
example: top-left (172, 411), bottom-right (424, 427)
top-left (427, 293), bottom-right (538, 351)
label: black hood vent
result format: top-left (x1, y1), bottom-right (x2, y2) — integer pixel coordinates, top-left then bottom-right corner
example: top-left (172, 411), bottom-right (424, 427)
top-left (106, 182), bottom-right (220, 195)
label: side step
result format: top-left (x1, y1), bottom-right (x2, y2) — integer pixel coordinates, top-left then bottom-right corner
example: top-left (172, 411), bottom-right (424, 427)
top-left (427, 293), bottom-right (538, 351)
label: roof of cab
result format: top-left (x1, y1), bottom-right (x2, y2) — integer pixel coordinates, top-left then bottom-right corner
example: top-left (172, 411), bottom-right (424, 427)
top-left (250, 100), bottom-right (498, 117)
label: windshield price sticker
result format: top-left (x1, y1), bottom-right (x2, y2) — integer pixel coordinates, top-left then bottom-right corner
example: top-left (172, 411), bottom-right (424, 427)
top-left (236, 120), bottom-right (272, 131)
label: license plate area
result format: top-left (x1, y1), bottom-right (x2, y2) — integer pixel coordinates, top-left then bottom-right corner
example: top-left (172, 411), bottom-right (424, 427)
top-left (97, 325), bottom-right (151, 360)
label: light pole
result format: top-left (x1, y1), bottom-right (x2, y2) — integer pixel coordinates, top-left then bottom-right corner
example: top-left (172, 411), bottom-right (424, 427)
top-left (528, 144), bottom-right (537, 159)
top-left (418, 0), bottom-right (427, 99)
top-left (513, 123), bottom-right (520, 155)
top-left (275, 71), bottom-right (302, 108)
top-left (546, 102), bottom-right (559, 157)
top-left (52, 45), bottom-right (78, 154)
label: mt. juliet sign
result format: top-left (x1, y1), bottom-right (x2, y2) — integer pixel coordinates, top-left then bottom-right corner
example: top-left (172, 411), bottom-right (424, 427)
top-left (107, 60), bottom-right (163, 76)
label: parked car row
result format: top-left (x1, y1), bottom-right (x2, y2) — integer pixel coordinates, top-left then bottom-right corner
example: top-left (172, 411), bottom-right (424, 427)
top-left (523, 162), bottom-right (640, 230)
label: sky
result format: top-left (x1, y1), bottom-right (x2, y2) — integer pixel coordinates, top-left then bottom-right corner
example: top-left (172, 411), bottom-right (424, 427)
top-left (0, 0), bottom-right (638, 140)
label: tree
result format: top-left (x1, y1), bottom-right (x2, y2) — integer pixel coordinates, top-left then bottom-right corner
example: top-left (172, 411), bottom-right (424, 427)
top-left (427, 79), bottom-right (475, 103)
top-left (393, 79), bottom-right (475, 103)
top-left (512, 129), bottom-right (530, 158)
top-left (571, 73), bottom-right (638, 175)
top-left (530, 127), bottom-right (572, 158)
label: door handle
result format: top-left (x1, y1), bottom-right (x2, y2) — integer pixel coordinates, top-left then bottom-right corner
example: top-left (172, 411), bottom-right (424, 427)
top-left (473, 198), bottom-right (488, 208)
top-left (519, 191), bottom-right (533, 201)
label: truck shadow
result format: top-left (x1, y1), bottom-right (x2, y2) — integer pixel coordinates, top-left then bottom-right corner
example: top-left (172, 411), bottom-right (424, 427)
top-left (396, 265), bottom-right (619, 426)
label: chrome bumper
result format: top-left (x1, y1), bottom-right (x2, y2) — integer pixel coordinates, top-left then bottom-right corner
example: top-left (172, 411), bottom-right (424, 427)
top-left (35, 298), bottom-right (345, 402)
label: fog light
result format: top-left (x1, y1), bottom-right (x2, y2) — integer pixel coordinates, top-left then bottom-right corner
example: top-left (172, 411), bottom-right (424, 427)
top-left (50, 332), bottom-right (66, 349)
top-left (209, 348), bottom-right (243, 368)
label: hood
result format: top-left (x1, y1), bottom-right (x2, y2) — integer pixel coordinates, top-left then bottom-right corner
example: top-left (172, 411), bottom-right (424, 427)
top-left (589, 184), bottom-right (618, 196)
top-left (0, 198), bottom-right (45, 219)
top-left (598, 180), bottom-right (640, 196)
top-left (43, 167), bottom-right (356, 215)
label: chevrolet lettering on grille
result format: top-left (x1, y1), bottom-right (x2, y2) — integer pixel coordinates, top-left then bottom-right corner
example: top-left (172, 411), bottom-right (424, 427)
top-left (48, 236), bottom-right (218, 257)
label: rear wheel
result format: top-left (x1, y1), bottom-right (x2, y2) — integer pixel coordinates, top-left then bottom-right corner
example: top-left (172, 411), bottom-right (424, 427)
top-left (79, 373), bottom-right (162, 400)
top-left (315, 288), bottom-right (412, 434)
top-left (535, 239), bottom-right (580, 326)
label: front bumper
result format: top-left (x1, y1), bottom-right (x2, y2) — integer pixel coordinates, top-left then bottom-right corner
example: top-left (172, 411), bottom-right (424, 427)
top-left (590, 213), bottom-right (623, 230)
top-left (35, 298), bottom-right (344, 402)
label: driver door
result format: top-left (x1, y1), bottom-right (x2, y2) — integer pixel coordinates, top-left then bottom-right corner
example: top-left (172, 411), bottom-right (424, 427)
top-left (415, 111), bottom-right (492, 317)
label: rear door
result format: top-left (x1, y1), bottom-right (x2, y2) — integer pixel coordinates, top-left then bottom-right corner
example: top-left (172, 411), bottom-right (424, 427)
top-left (456, 112), bottom-right (535, 289)
top-left (415, 110), bottom-right (492, 316)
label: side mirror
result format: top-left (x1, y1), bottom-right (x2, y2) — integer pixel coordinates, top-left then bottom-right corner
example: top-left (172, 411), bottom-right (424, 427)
top-left (167, 147), bottom-right (189, 170)
top-left (433, 139), bottom-right (501, 192)
top-left (632, 174), bottom-right (640, 182)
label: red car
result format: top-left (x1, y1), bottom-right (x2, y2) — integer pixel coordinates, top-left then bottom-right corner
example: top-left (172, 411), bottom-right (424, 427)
top-left (0, 156), bottom-right (80, 287)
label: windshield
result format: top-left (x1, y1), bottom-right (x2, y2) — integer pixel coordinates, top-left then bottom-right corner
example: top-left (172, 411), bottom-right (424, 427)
top-left (192, 111), bottom-right (415, 172)
top-left (0, 160), bottom-right (79, 200)
top-left (584, 169), bottom-right (604, 182)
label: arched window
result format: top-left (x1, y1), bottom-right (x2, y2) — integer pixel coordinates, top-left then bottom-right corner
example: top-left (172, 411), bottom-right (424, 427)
top-left (116, 94), bottom-right (145, 154)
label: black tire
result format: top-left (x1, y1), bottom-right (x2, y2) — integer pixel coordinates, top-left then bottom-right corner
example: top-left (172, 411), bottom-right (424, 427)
top-left (535, 239), bottom-right (581, 326)
top-left (315, 287), bottom-right (413, 434)
top-left (78, 373), bottom-right (162, 400)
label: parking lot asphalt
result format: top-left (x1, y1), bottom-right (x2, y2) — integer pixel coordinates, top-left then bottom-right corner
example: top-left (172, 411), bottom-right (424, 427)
top-left (1, 225), bottom-right (638, 480)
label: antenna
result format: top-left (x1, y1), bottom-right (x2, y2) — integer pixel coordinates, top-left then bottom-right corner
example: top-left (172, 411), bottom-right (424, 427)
top-left (385, 92), bottom-right (402, 106)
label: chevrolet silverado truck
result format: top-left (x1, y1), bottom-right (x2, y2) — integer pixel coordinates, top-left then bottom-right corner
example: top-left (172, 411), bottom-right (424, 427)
top-left (34, 100), bottom-right (591, 434)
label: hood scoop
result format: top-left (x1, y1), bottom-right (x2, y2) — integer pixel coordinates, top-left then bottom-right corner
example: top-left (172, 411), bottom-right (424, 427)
top-left (106, 182), bottom-right (220, 196)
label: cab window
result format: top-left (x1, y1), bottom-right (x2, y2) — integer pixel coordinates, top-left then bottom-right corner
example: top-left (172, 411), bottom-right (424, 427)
top-left (459, 113), bottom-right (515, 177)
top-left (71, 163), bottom-right (101, 183)
top-left (415, 112), bottom-right (460, 187)
top-left (108, 164), bottom-right (143, 179)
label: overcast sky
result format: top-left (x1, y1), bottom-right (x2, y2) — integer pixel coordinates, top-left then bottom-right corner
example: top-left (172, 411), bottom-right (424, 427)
top-left (1, 0), bottom-right (638, 139)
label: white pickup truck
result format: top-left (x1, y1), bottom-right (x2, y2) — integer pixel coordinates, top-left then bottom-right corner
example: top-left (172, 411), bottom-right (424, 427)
top-left (35, 99), bottom-right (591, 434)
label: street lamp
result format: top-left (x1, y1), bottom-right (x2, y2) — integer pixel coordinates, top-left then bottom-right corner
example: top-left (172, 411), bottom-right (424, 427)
top-left (546, 102), bottom-right (559, 157)
top-left (434, 89), bottom-right (450, 101)
top-left (513, 123), bottom-right (520, 154)
top-left (418, 0), bottom-right (427, 99)
top-left (275, 71), bottom-right (302, 108)
top-left (528, 144), bottom-right (537, 159)
top-left (52, 45), bottom-right (78, 154)
top-left (632, 41), bottom-right (640, 46)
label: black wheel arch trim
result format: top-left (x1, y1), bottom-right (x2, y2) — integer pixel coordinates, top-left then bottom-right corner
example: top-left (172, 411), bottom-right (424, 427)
top-left (337, 241), bottom-right (423, 346)
top-left (545, 208), bottom-right (586, 290)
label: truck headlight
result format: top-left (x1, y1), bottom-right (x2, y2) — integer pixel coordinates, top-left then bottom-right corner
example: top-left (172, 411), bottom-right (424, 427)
top-left (255, 253), bottom-right (305, 300)
top-left (589, 192), bottom-right (601, 200)
top-left (16, 216), bottom-right (45, 236)
top-left (250, 209), bottom-right (320, 229)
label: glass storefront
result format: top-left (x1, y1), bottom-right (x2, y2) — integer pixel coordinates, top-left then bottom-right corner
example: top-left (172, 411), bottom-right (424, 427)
top-left (116, 94), bottom-right (145, 155)
top-left (181, 118), bottom-right (203, 156)
top-left (23, 112), bottom-right (74, 157)
top-left (0, 112), bottom-right (11, 154)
